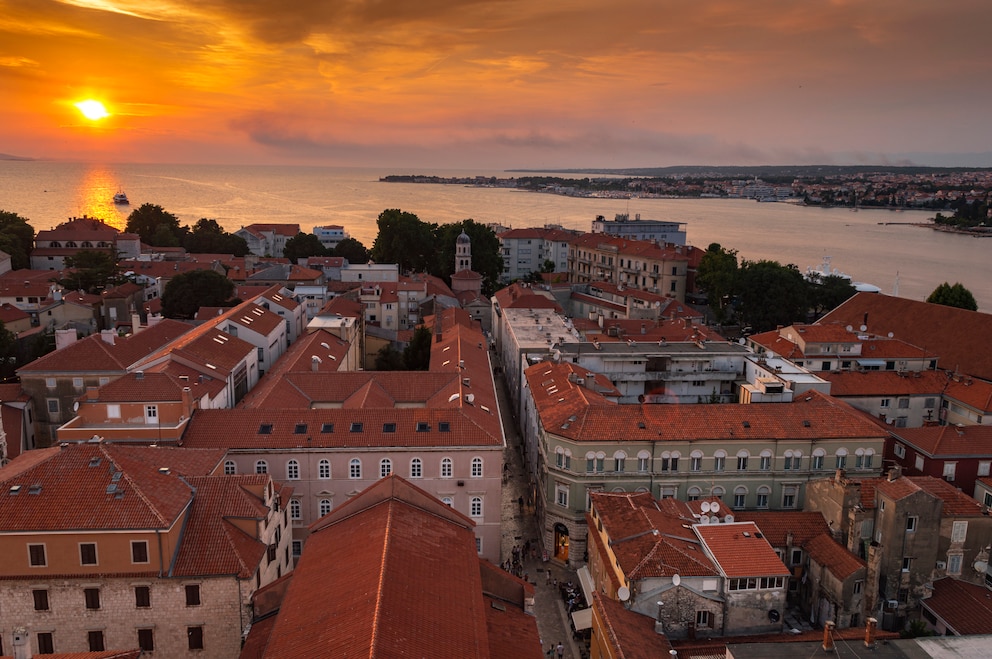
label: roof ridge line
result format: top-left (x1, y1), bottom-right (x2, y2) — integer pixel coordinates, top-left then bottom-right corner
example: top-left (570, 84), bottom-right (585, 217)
top-left (369, 499), bottom-right (393, 659)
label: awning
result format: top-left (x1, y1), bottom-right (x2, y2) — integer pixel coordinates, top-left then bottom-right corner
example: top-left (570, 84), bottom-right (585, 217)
top-left (856, 359), bottom-right (886, 367)
top-left (577, 566), bottom-right (595, 604)
top-left (571, 607), bottom-right (593, 631)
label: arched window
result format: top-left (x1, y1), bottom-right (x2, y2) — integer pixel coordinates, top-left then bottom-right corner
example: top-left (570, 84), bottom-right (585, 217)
top-left (756, 485), bottom-right (771, 508)
top-left (470, 496), bottom-right (483, 518)
top-left (637, 450), bottom-right (651, 472)
top-left (611, 487), bottom-right (626, 493)
top-left (349, 458), bottom-right (361, 479)
top-left (410, 458), bottom-right (423, 479)
top-left (286, 460), bottom-right (300, 480)
top-left (811, 448), bottom-right (826, 470)
top-left (711, 485), bottom-right (726, 499)
top-left (734, 486), bottom-right (748, 509)
top-left (760, 449), bottom-right (773, 471)
top-left (471, 457), bottom-right (483, 478)
top-left (318, 459), bottom-right (330, 479)
top-left (835, 447), bottom-right (848, 470)
top-left (319, 499), bottom-right (332, 517)
top-left (380, 458), bottom-right (392, 478)
top-left (290, 499), bottom-right (301, 521)
top-left (255, 460), bottom-right (268, 474)
top-left (441, 497), bottom-right (453, 507)
top-left (736, 449), bottom-right (749, 471)
top-left (690, 450), bottom-right (703, 471)
top-left (713, 449), bottom-right (727, 472)
top-left (613, 451), bottom-right (626, 473)
top-left (441, 457), bottom-right (453, 478)
top-left (224, 460), bottom-right (236, 475)
top-left (687, 486), bottom-right (702, 501)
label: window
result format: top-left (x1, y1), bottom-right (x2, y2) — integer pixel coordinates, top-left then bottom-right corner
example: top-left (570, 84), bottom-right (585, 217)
top-left (782, 486), bottom-right (798, 509)
top-left (319, 499), bottom-right (332, 516)
top-left (84, 587), bottom-right (101, 609)
top-left (441, 497), bottom-right (453, 507)
top-left (135, 585), bottom-right (150, 608)
top-left (948, 554), bottom-right (963, 575)
top-left (756, 486), bottom-right (770, 509)
top-left (898, 397), bottom-right (909, 409)
top-left (880, 398), bottom-right (890, 408)
top-left (556, 483), bottom-right (569, 507)
top-left (696, 610), bottom-right (711, 627)
top-left (138, 629), bottom-right (154, 652)
top-left (290, 499), bottom-right (301, 521)
top-left (902, 557), bottom-right (912, 572)
top-left (107, 404), bottom-right (121, 419)
top-left (470, 496), bottom-right (483, 518)
top-left (915, 455), bottom-right (925, 471)
top-left (255, 460), bottom-right (268, 474)
top-left (33, 589), bottom-right (49, 611)
top-left (687, 486), bottom-right (702, 501)
top-left (318, 459), bottom-right (330, 479)
top-left (791, 548), bottom-right (803, 565)
top-left (28, 543), bottom-right (46, 567)
top-left (80, 542), bottom-right (97, 565)
top-left (893, 443), bottom-right (906, 458)
top-left (185, 584), bottom-right (201, 606)
top-left (37, 633), bottom-right (54, 654)
top-left (131, 541), bottom-right (149, 564)
top-left (760, 454), bottom-right (772, 471)
top-left (410, 458), bottom-right (422, 478)
top-left (615, 455), bottom-right (625, 472)
top-left (286, 460), bottom-right (300, 480)
top-left (292, 540), bottom-right (302, 557)
top-left (145, 404), bottom-right (158, 420)
top-left (188, 626), bottom-right (204, 651)
top-left (47, 398), bottom-right (60, 415)
top-left (350, 458), bottom-right (362, 479)
top-left (979, 461), bottom-right (991, 477)
top-left (906, 516), bottom-right (918, 532)
top-left (46, 377), bottom-right (56, 389)
top-left (835, 454), bottom-right (847, 470)
top-left (951, 521), bottom-right (968, 543)
top-left (224, 460), bottom-right (236, 475)
top-left (441, 458), bottom-right (453, 478)
top-left (733, 487), bottom-right (747, 508)
top-left (737, 454), bottom-right (748, 471)
top-left (863, 452), bottom-right (873, 469)
top-left (943, 462), bottom-right (957, 481)
top-left (853, 580), bottom-right (863, 594)
top-left (713, 454), bottom-right (726, 472)
top-left (471, 457), bottom-right (483, 477)
top-left (380, 458), bottom-right (392, 478)
top-left (637, 455), bottom-right (650, 472)
top-left (88, 630), bottom-right (105, 651)
top-left (690, 455), bottom-right (702, 472)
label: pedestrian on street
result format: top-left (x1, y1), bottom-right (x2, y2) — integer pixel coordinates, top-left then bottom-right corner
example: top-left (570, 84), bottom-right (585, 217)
top-left (556, 641), bottom-right (564, 658)
top-left (546, 570), bottom-right (552, 585)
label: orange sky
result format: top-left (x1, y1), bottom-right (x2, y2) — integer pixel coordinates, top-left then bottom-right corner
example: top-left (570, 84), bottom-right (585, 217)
top-left (2, 0), bottom-right (991, 169)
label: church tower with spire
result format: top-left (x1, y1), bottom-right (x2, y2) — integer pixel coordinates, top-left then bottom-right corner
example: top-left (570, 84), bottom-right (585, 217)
top-left (455, 230), bottom-right (472, 273)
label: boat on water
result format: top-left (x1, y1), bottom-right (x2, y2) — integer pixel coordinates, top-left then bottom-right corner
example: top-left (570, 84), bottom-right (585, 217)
top-left (113, 190), bottom-right (129, 205)
top-left (805, 256), bottom-right (881, 293)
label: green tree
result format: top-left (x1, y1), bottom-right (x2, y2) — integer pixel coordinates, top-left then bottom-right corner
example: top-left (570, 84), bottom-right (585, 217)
top-left (332, 237), bottom-right (370, 264)
top-left (59, 249), bottom-right (121, 293)
top-left (370, 209), bottom-right (436, 273)
top-left (161, 269), bottom-right (236, 320)
top-left (125, 204), bottom-right (185, 247)
top-left (374, 344), bottom-right (406, 370)
top-left (432, 220), bottom-right (503, 296)
top-left (283, 232), bottom-right (327, 262)
top-left (809, 274), bottom-right (857, 317)
top-left (0, 210), bottom-right (36, 269)
top-left (402, 326), bottom-right (433, 371)
top-left (541, 259), bottom-right (556, 273)
top-left (183, 218), bottom-right (249, 256)
top-left (737, 260), bottom-right (809, 333)
top-left (927, 282), bottom-right (978, 311)
top-left (696, 243), bottom-right (739, 324)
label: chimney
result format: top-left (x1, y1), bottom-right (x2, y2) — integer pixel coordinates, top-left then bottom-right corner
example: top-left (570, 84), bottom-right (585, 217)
top-left (864, 617), bottom-right (877, 648)
top-left (100, 329), bottom-right (116, 345)
top-left (55, 328), bottom-right (79, 350)
top-left (131, 312), bottom-right (141, 334)
top-left (12, 627), bottom-right (32, 659)
top-left (86, 386), bottom-right (99, 401)
top-left (822, 620), bottom-right (835, 652)
top-left (887, 465), bottom-right (902, 482)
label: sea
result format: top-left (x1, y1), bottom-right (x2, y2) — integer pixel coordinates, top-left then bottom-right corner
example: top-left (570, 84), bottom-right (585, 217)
top-left (1, 160), bottom-right (989, 311)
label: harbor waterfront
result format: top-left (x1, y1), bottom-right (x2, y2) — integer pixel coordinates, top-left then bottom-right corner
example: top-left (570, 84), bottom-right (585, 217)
top-left (1, 160), bottom-right (989, 311)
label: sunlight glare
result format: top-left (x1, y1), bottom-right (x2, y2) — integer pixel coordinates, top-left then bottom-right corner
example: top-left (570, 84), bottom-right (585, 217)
top-left (75, 99), bottom-right (110, 121)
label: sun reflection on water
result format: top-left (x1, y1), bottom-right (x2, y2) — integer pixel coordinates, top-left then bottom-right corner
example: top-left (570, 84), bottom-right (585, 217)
top-left (72, 166), bottom-right (129, 231)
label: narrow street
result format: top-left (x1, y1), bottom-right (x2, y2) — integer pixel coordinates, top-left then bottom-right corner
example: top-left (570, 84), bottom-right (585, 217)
top-left (495, 365), bottom-right (585, 658)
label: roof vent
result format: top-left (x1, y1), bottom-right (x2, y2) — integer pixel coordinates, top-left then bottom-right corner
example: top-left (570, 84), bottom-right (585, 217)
top-left (89, 457), bottom-right (102, 467)
top-left (158, 467), bottom-right (170, 475)
top-left (9, 484), bottom-right (22, 495)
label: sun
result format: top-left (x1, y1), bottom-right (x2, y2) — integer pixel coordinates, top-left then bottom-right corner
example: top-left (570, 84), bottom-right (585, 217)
top-left (75, 99), bottom-right (110, 121)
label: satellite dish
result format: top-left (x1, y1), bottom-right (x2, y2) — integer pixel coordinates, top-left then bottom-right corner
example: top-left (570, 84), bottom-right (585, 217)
top-left (701, 501), bottom-right (711, 513)
top-left (617, 586), bottom-right (630, 601)
top-left (887, 332), bottom-right (894, 338)
top-left (738, 338), bottom-right (746, 345)
top-left (672, 574), bottom-right (681, 586)
top-left (711, 501), bottom-right (721, 513)
top-left (710, 515), bottom-right (720, 524)
top-left (699, 515), bottom-right (710, 524)
top-left (73, 401), bottom-right (79, 411)
top-left (859, 324), bottom-right (868, 332)
top-left (724, 514), bottom-right (735, 523)
top-left (974, 560), bottom-right (989, 574)
top-left (845, 325), bottom-right (853, 332)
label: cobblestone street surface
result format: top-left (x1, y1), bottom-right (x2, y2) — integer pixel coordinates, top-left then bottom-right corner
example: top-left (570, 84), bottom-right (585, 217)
top-left (496, 369), bottom-right (585, 659)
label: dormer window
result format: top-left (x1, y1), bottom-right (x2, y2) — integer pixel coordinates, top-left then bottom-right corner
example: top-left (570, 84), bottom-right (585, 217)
top-left (258, 424), bottom-right (273, 434)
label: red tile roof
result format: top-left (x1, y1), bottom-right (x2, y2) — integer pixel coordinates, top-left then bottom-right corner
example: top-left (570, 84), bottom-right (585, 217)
top-left (492, 283), bottom-right (563, 311)
top-left (944, 376), bottom-right (992, 413)
top-left (732, 511), bottom-right (831, 548)
top-left (593, 591), bottom-right (675, 659)
top-left (803, 532), bottom-right (865, 580)
top-left (893, 424), bottom-right (992, 458)
top-left (870, 474), bottom-right (986, 516)
top-left (0, 444), bottom-right (224, 534)
top-left (824, 370), bottom-right (950, 397)
top-left (695, 522), bottom-right (790, 578)
top-left (82, 372), bottom-right (186, 403)
top-left (921, 577), bottom-right (992, 635)
top-left (260, 475), bottom-right (540, 658)
top-left (819, 292), bottom-right (992, 382)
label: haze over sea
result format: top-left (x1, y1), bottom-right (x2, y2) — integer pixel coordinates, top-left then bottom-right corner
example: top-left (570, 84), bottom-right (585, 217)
top-left (1, 161), bottom-right (988, 311)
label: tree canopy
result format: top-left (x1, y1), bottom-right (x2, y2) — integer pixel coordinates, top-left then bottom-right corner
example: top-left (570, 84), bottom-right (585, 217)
top-left (283, 232), bottom-right (328, 262)
top-left (695, 243), bottom-right (739, 324)
top-left (402, 326), bottom-right (433, 370)
top-left (59, 249), bottom-right (122, 293)
top-left (332, 237), bottom-right (370, 264)
top-left (125, 204), bottom-right (185, 247)
top-left (927, 282), bottom-right (978, 311)
top-left (161, 269), bottom-right (237, 319)
top-left (370, 209), bottom-right (436, 273)
top-left (0, 210), bottom-right (36, 270)
top-left (432, 219), bottom-right (503, 295)
top-left (736, 260), bottom-right (809, 332)
top-left (183, 218), bottom-right (249, 256)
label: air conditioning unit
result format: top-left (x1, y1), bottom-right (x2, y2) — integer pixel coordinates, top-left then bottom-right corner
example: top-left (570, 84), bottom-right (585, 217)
top-left (936, 561), bottom-right (946, 570)
top-left (885, 600), bottom-right (899, 610)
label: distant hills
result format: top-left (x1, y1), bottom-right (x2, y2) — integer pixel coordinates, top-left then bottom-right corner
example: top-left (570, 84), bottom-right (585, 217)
top-left (509, 165), bottom-right (992, 177)
top-left (0, 152), bottom-right (33, 161)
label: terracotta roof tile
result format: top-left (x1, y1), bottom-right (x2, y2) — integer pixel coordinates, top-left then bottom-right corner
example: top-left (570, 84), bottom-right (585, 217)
top-left (732, 511), bottom-right (830, 548)
top-left (824, 370), bottom-right (949, 397)
top-left (921, 577), bottom-right (992, 635)
top-left (695, 522), bottom-right (790, 578)
top-left (893, 424), bottom-right (992, 458)
top-left (944, 376), bottom-right (992, 413)
top-left (592, 591), bottom-right (674, 659)
top-left (803, 532), bottom-right (865, 580)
